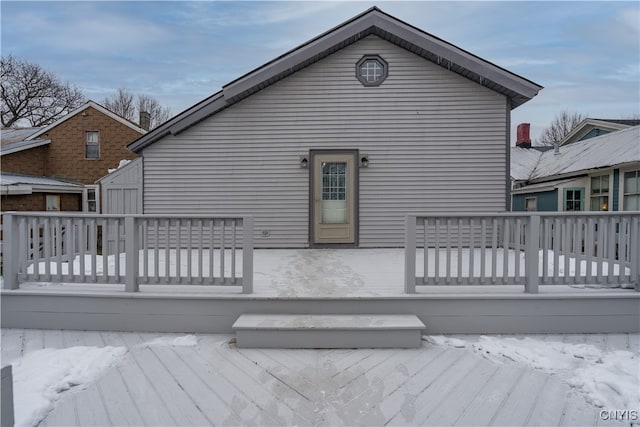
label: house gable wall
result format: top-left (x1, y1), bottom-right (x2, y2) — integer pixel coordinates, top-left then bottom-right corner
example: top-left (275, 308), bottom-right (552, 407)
top-left (142, 35), bottom-right (508, 247)
top-left (39, 106), bottom-right (139, 184)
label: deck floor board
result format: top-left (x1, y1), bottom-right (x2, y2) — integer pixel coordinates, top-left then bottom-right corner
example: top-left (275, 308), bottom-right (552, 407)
top-left (2, 329), bottom-right (638, 427)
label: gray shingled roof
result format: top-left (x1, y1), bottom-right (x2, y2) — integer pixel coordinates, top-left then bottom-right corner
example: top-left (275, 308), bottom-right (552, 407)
top-left (128, 7), bottom-right (542, 153)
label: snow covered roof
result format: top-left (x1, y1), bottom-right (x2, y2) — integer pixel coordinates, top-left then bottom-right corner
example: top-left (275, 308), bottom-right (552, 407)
top-left (0, 127), bottom-right (42, 145)
top-left (128, 7), bottom-right (542, 153)
top-left (511, 126), bottom-right (640, 184)
top-left (0, 172), bottom-right (84, 194)
top-left (510, 147), bottom-right (543, 181)
top-left (0, 138), bottom-right (51, 156)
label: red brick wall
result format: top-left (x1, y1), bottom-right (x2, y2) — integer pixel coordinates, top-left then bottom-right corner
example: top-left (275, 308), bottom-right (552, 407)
top-left (1, 193), bottom-right (81, 212)
top-left (1, 145), bottom-right (48, 176)
top-left (40, 106), bottom-right (141, 184)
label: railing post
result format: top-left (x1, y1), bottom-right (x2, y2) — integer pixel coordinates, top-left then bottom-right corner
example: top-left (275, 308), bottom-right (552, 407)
top-left (242, 216), bottom-right (254, 294)
top-left (2, 213), bottom-right (19, 290)
top-left (631, 216), bottom-right (640, 292)
top-left (404, 215), bottom-right (417, 294)
top-left (125, 216), bottom-right (139, 292)
top-left (525, 214), bottom-right (540, 294)
top-left (1, 365), bottom-right (14, 427)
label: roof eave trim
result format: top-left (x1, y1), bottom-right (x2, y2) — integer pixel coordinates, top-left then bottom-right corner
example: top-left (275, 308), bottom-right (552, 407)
top-left (127, 92), bottom-right (226, 152)
top-left (27, 101), bottom-right (147, 141)
top-left (0, 139), bottom-right (51, 156)
top-left (223, 10), bottom-right (542, 103)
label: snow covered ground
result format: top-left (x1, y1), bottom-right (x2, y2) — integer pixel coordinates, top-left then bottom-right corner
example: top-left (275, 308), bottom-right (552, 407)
top-left (2, 329), bottom-right (638, 427)
top-left (21, 248), bottom-right (634, 298)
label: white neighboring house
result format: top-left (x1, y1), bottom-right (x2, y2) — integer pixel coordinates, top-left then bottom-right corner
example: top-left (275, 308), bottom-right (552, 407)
top-left (511, 125), bottom-right (640, 212)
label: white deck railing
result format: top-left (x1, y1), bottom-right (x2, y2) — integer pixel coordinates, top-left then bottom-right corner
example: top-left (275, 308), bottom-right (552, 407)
top-left (2, 212), bottom-right (254, 293)
top-left (404, 212), bottom-right (640, 293)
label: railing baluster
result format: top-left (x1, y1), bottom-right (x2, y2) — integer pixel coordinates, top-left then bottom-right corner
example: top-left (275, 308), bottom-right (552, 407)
top-left (480, 218), bottom-right (486, 281)
top-left (102, 219), bottom-right (109, 282)
top-left (619, 218), bottom-right (628, 284)
top-left (44, 218), bottom-right (51, 281)
top-left (164, 219), bottom-right (171, 283)
top-left (18, 217), bottom-right (28, 282)
top-left (31, 218), bottom-right (40, 281)
top-left (65, 218), bottom-right (73, 281)
top-left (78, 218), bottom-right (86, 282)
top-left (187, 219), bottom-right (192, 283)
top-left (542, 218), bottom-right (549, 283)
top-left (231, 219), bottom-right (237, 283)
top-left (573, 217), bottom-right (581, 285)
top-left (142, 219), bottom-right (149, 284)
top-left (596, 217), bottom-right (604, 280)
top-left (423, 218), bottom-right (429, 284)
top-left (586, 217), bottom-right (594, 283)
top-left (434, 218), bottom-right (440, 283)
top-left (457, 218), bottom-right (463, 284)
top-left (198, 219), bottom-right (204, 284)
top-left (502, 217), bottom-right (509, 283)
top-left (563, 217), bottom-right (571, 284)
top-left (491, 218), bottom-right (498, 284)
top-left (154, 219), bottom-right (160, 283)
top-left (220, 219), bottom-right (226, 284)
top-left (469, 218), bottom-right (475, 283)
top-left (445, 218), bottom-right (451, 284)
top-left (55, 217), bottom-right (62, 281)
top-left (551, 221), bottom-right (562, 283)
top-left (110, 218), bottom-right (117, 282)
top-left (210, 219), bottom-right (215, 283)
top-left (607, 216), bottom-right (616, 285)
top-left (514, 218), bottom-right (521, 280)
top-left (176, 219), bottom-right (181, 283)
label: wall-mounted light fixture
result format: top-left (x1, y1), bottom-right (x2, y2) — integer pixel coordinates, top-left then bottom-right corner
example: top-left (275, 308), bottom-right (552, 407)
top-left (300, 155), bottom-right (309, 168)
top-left (360, 154), bottom-right (369, 168)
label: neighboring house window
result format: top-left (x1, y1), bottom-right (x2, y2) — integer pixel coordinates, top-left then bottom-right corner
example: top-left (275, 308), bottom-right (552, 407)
top-left (356, 55), bottom-right (388, 86)
top-left (86, 131), bottom-right (100, 159)
top-left (623, 170), bottom-right (640, 211)
top-left (46, 195), bottom-right (60, 211)
top-left (525, 197), bottom-right (537, 211)
top-left (84, 186), bottom-right (100, 212)
top-left (564, 188), bottom-right (584, 211)
top-left (590, 174), bottom-right (609, 211)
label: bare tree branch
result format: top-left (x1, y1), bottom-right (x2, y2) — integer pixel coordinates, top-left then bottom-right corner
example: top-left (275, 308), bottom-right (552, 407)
top-left (137, 94), bottom-right (172, 129)
top-left (103, 88), bottom-right (172, 130)
top-left (537, 110), bottom-right (585, 146)
top-left (1, 55), bottom-right (85, 127)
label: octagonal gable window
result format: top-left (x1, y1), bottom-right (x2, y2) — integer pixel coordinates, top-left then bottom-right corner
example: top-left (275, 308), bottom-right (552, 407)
top-left (356, 55), bottom-right (388, 86)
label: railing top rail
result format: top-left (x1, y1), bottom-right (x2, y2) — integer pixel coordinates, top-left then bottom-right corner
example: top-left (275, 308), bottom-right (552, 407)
top-left (1, 212), bottom-right (252, 220)
top-left (412, 211), bottom-right (640, 220)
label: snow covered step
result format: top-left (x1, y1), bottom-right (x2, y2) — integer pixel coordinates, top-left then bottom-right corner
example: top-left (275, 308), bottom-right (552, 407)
top-left (232, 314), bottom-right (425, 349)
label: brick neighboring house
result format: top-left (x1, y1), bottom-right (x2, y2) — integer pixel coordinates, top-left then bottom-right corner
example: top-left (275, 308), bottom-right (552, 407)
top-left (1, 101), bottom-right (147, 214)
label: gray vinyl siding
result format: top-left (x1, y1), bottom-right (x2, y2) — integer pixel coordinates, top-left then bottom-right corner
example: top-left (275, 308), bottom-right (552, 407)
top-left (142, 35), bottom-right (508, 248)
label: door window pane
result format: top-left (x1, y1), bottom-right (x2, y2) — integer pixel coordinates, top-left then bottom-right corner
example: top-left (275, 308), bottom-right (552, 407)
top-left (321, 162), bottom-right (347, 223)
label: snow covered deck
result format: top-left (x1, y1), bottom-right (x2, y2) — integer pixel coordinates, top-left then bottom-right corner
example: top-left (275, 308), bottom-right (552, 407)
top-left (2, 329), bottom-right (638, 426)
top-left (2, 249), bottom-right (639, 334)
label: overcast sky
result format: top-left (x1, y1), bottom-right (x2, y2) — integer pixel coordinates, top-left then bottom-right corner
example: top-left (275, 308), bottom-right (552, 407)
top-left (2, 1), bottom-right (638, 143)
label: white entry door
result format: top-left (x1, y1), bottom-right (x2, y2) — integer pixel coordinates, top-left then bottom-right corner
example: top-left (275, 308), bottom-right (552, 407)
top-left (312, 152), bottom-right (356, 244)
